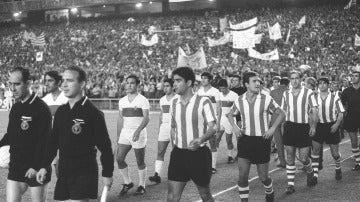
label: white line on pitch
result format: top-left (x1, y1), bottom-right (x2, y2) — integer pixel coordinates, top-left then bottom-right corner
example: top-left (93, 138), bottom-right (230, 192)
top-left (195, 139), bottom-right (352, 202)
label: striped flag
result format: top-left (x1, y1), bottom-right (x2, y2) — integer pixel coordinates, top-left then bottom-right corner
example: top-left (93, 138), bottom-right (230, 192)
top-left (30, 32), bottom-right (46, 47)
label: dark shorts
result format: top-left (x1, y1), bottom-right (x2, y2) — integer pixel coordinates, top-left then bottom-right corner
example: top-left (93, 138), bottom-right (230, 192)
top-left (344, 112), bottom-right (360, 132)
top-left (54, 173), bottom-right (98, 200)
top-left (283, 121), bottom-right (312, 148)
top-left (312, 122), bottom-right (340, 145)
top-left (237, 135), bottom-right (271, 164)
top-left (168, 146), bottom-right (212, 187)
top-left (8, 160), bottom-right (51, 187)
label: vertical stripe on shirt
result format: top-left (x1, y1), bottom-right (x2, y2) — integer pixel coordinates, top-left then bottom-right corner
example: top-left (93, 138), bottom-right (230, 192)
top-left (180, 104), bottom-right (187, 148)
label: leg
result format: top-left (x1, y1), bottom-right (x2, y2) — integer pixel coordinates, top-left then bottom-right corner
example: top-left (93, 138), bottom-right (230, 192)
top-left (226, 133), bottom-right (235, 163)
top-left (167, 181), bottom-right (186, 202)
top-left (150, 141), bottom-right (170, 183)
top-left (196, 184), bottom-right (215, 202)
top-left (299, 147), bottom-right (317, 186)
top-left (329, 144), bottom-right (342, 180)
top-left (29, 184), bottom-right (48, 202)
top-left (237, 158), bottom-right (251, 202)
top-left (215, 130), bottom-right (224, 148)
top-left (348, 131), bottom-right (360, 170)
top-left (6, 180), bottom-right (28, 202)
top-left (273, 126), bottom-right (286, 167)
top-left (311, 141), bottom-right (322, 179)
top-left (134, 147), bottom-right (147, 194)
top-left (257, 163), bottom-right (274, 201)
top-left (285, 146), bottom-right (296, 187)
top-left (117, 144), bottom-right (134, 196)
top-left (208, 136), bottom-right (218, 173)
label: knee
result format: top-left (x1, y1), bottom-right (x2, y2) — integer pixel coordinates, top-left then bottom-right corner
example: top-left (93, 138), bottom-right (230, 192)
top-left (137, 162), bottom-right (146, 170)
top-left (237, 179), bottom-right (248, 187)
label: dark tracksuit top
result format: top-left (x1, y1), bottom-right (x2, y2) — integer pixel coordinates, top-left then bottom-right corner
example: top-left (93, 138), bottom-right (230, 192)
top-left (0, 93), bottom-right (52, 172)
top-left (41, 96), bottom-right (114, 177)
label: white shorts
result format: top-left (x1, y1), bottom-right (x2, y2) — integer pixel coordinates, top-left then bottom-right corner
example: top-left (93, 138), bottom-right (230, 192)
top-left (158, 124), bottom-right (171, 141)
top-left (220, 117), bottom-right (234, 134)
top-left (118, 128), bottom-right (147, 149)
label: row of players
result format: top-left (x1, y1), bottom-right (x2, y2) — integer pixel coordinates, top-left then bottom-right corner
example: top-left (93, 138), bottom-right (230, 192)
top-left (1, 65), bottom-right (360, 202)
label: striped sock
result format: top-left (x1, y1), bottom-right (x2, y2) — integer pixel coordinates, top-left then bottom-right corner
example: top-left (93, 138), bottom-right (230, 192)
top-left (212, 152), bottom-right (218, 169)
top-left (238, 185), bottom-right (249, 201)
top-left (286, 164), bottom-right (296, 186)
top-left (263, 178), bottom-right (274, 195)
top-left (304, 159), bottom-right (314, 174)
top-left (334, 156), bottom-right (341, 170)
top-left (311, 155), bottom-right (320, 178)
top-left (352, 147), bottom-right (360, 165)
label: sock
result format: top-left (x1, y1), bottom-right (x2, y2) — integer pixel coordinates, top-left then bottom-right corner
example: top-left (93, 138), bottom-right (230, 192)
top-left (286, 164), bottom-right (296, 186)
top-left (155, 160), bottom-right (163, 176)
top-left (119, 167), bottom-right (131, 184)
top-left (263, 178), bottom-right (274, 195)
top-left (352, 147), bottom-right (360, 165)
top-left (304, 159), bottom-right (314, 174)
top-left (138, 167), bottom-right (147, 188)
top-left (227, 149), bottom-right (233, 157)
top-left (334, 156), bottom-right (341, 170)
top-left (212, 152), bottom-right (218, 169)
top-left (311, 155), bottom-right (320, 178)
top-left (238, 185), bottom-right (249, 201)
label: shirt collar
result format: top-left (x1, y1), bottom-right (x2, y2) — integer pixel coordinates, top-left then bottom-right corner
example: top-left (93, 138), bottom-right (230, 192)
top-left (22, 93), bottom-right (37, 105)
top-left (176, 93), bottom-right (197, 104)
top-left (68, 96), bottom-right (88, 109)
top-left (241, 92), bottom-right (262, 100)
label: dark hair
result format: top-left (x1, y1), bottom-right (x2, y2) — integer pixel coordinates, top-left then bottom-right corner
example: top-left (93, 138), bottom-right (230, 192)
top-left (126, 74), bottom-right (140, 85)
top-left (289, 70), bottom-right (302, 78)
top-left (65, 66), bottom-right (86, 82)
top-left (273, 76), bottom-right (281, 81)
top-left (45, 71), bottom-right (62, 83)
top-left (231, 74), bottom-right (241, 80)
top-left (11, 67), bottom-right (30, 83)
top-left (218, 79), bottom-right (228, 88)
top-left (172, 67), bottom-right (195, 87)
top-left (318, 77), bottom-right (330, 85)
top-left (201, 72), bottom-right (213, 80)
top-left (280, 77), bottom-right (290, 86)
top-left (163, 78), bottom-right (173, 87)
top-left (242, 71), bottom-right (258, 87)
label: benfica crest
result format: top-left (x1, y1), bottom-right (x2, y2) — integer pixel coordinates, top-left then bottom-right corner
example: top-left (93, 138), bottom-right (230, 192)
top-left (21, 116), bottom-right (32, 131)
top-left (72, 119), bottom-right (85, 135)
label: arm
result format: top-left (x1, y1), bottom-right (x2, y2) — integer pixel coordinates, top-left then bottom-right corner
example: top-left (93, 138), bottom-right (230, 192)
top-left (226, 103), bottom-right (242, 138)
top-left (263, 108), bottom-right (285, 139)
top-left (309, 106), bottom-right (319, 137)
top-left (116, 110), bottom-right (123, 142)
top-left (216, 101), bottom-right (221, 131)
top-left (132, 109), bottom-right (150, 142)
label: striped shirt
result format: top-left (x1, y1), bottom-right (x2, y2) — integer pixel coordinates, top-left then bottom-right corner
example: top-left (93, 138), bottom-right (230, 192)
top-left (233, 92), bottom-right (279, 137)
top-left (219, 90), bottom-right (238, 117)
top-left (197, 86), bottom-right (220, 110)
top-left (119, 94), bottom-right (150, 129)
top-left (170, 95), bottom-right (216, 149)
top-left (160, 94), bottom-right (177, 124)
top-left (281, 87), bottom-right (318, 124)
top-left (317, 92), bottom-right (345, 123)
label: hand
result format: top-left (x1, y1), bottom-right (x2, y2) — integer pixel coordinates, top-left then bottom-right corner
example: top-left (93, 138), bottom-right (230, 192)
top-left (103, 177), bottom-right (113, 189)
top-left (132, 130), bottom-right (141, 142)
top-left (24, 168), bottom-right (37, 179)
top-left (330, 123), bottom-right (339, 134)
top-left (309, 127), bottom-right (316, 137)
top-left (216, 122), bottom-right (221, 133)
top-left (263, 127), bottom-right (275, 139)
top-left (188, 138), bottom-right (202, 151)
top-left (36, 168), bottom-right (47, 184)
top-left (233, 127), bottom-right (243, 138)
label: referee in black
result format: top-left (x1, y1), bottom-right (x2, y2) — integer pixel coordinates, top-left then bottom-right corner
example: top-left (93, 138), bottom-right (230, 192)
top-left (36, 66), bottom-right (114, 201)
top-left (0, 67), bottom-right (52, 202)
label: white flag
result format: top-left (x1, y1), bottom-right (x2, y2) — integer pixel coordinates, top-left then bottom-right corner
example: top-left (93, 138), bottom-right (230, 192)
top-left (232, 27), bottom-right (256, 49)
top-left (248, 48), bottom-right (279, 61)
top-left (36, 51), bottom-right (43, 61)
top-left (355, 34), bottom-right (360, 46)
top-left (207, 32), bottom-right (231, 47)
top-left (269, 23), bottom-right (282, 41)
top-left (229, 17), bottom-right (258, 30)
top-left (140, 34), bottom-right (159, 46)
top-left (297, 16), bottom-right (306, 28)
top-left (177, 47), bottom-right (207, 69)
top-left (219, 17), bottom-right (228, 32)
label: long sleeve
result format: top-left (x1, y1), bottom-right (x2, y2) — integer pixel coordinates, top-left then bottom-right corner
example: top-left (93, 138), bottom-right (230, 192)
top-left (41, 109), bottom-right (60, 169)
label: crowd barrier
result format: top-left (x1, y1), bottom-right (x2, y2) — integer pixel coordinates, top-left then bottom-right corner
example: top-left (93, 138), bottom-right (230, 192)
top-left (89, 98), bottom-right (161, 111)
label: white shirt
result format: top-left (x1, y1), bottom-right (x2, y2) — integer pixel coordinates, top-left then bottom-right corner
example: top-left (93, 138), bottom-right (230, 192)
top-left (119, 94), bottom-right (150, 129)
top-left (219, 90), bottom-right (238, 117)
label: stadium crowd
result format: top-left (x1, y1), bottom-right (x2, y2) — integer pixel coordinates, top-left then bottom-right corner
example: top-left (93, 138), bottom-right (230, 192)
top-left (0, 5), bottom-right (359, 101)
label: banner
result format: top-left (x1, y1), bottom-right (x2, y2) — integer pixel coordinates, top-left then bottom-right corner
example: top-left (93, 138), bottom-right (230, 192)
top-left (36, 51), bottom-right (43, 61)
top-left (297, 16), bottom-right (306, 29)
top-left (248, 48), bottom-right (279, 61)
top-left (219, 17), bottom-right (228, 32)
top-left (207, 32), bottom-right (231, 47)
top-left (229, 17), bottom-right (258, 30)
top-left (269, 23), bottom-right (282, 41)
top-left (140, 34), bottom-right (159, 46)
top-left (30, 32), bottom-right (46, 47)
top-left (232, 27), bottom-right (256, 49)
top-left (355, 34), bottom-right (360, 46)
top-left (177, 47), bottom-right (207, 69)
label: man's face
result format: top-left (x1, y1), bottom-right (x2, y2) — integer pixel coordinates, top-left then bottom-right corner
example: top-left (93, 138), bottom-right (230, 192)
top-left (45, 75), bottom-right (60, 93)
top-left (245, 76), bottom-right (260, 93)
top-left (9, 71), bottom-right (29, 100)
top-left (219, 86), bottom-right (229, 94)
top-left (273, 80), bottom-right (280, 88)
top-left (163, 82), bottom-right (173, 95)
top-left (331, 82), bottom-right (338, 91)
top-left (318, 81), bottom-right (329, 92)
top-left (173, 74), bottom-right (189, 95)
top-left (231, 77), bottom-right (240, 88)
top-left (62, 70), bottom-right (83, 99)
top-left (290, 73), bottom-right (301, 89)
top-left (201, 76), bottom-right (210, 87)
top-left (126, 78), bottom-right (138, 94)
top-left (351, 72), bottom-right (360, 85)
